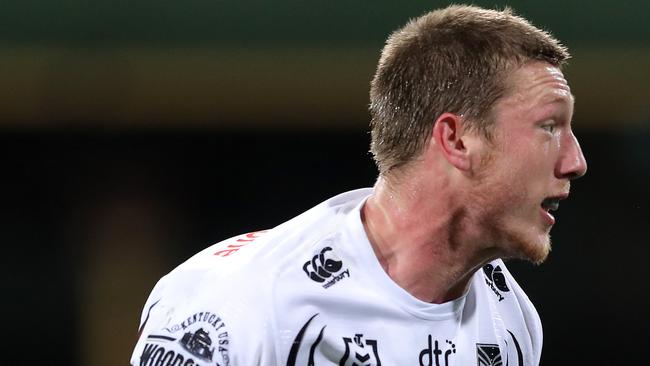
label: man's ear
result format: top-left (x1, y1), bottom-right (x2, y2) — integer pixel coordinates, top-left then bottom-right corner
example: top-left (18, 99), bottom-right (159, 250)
top-left (430, 113), bottom-right (471, 171)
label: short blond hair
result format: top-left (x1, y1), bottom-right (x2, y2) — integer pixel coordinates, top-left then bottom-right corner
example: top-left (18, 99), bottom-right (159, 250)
top-left (369, 5), bottom-right (570, 175)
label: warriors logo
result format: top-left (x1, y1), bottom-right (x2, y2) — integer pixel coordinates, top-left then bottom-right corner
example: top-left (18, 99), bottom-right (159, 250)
top-left (476, 344), bottom-right (502, 366)
top-left (476, 331), bottom-right (524, 366)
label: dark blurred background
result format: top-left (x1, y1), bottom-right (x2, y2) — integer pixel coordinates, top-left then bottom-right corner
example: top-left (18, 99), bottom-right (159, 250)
top-left (1, 0), bottom-right (648, 364)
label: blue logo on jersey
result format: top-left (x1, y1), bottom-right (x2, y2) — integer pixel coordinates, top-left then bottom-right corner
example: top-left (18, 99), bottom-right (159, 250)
top-left (303, 247), bottom-right (350, 288)
top-left (140, 311), bottom-right (230, 366)
top-left (483, 264), bottom-right (510, 301)
top-left (475, 331), bottom-right (524, 366)
top-left (287, 315), bottom-right (382, 366)
top-left (476, 343), bottom-right (502, 366)
top-left (340, 334), bottom-right (381, 366)
top-left (419, 335), bottom-right (455, 366)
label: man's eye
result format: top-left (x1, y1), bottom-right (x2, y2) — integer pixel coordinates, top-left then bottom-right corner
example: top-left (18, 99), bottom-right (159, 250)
top-left (542, 124), bottom-right (556, 133)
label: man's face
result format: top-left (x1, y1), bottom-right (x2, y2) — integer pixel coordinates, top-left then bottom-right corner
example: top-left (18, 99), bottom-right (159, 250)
top-left (472, 61), bottom-right (587, 263)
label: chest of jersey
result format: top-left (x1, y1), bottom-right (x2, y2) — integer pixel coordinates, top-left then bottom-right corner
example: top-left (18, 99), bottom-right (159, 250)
top-left (281, 311), bottom-right (523, 366)
top-left (275, 283), bottom-right (524, 366)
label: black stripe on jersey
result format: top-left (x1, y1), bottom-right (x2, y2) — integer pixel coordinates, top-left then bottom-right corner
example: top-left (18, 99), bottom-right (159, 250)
top-left (308, 325), bottom-right (326, 366)
top-left (147, 335), bottom-right (176, 342)
top-left (139, 299), bottom-right (161, 334)
top-left (287, 313), bottom-right (319, 366)
top-left (507, 330), bottom-right (524, 365)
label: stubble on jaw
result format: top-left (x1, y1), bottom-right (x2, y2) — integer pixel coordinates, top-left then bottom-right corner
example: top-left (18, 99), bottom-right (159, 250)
top-left (465, 150), bottom-right (552, 265)
top-left (468, 191), bottom-right (552, 265)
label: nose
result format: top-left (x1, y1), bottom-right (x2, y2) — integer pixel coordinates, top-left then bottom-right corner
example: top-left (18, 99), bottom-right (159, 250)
top-left (556, 130), bottom-right (588, 180)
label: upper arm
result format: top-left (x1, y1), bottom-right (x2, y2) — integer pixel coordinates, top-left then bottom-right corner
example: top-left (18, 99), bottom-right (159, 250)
top-left (130, 272), bottom-right (278, 366)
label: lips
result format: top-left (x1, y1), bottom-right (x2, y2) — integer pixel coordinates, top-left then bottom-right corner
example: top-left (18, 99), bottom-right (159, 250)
top-left (540, 193), bottom-right (569, 225)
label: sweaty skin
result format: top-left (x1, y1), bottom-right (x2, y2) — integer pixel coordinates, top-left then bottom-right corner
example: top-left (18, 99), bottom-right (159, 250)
top-left (362, 61), bottom-right (587, 304)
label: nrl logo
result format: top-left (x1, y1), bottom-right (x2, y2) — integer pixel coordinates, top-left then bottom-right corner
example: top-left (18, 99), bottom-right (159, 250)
top-left (340, 334), bottom-right (381, 366)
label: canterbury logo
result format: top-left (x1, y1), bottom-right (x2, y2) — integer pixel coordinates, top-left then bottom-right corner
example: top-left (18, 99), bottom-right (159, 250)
top-left (483, 264), bottom-right (510, 292)
top-left (303, 247), bottom-right (343, 283)
top-left (483, 263), bottom-right (510, 302)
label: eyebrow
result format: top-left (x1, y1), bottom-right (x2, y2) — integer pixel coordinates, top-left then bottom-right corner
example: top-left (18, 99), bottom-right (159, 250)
top-left (542, 92), bottom-right (575, 105)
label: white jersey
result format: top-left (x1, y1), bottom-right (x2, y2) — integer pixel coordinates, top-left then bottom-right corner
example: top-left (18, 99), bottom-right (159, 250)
top-left (131, 188), bottom-right (542, 366)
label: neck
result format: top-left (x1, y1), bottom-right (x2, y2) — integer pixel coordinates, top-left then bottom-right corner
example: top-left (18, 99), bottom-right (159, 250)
top-left (361, 175), bottom-right (499, 303)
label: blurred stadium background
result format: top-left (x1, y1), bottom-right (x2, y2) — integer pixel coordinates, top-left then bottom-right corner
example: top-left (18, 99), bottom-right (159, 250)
top-left (1, 0), bottom-right (648, 364)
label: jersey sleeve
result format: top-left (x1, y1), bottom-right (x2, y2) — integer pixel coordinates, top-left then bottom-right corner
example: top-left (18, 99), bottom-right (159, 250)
top-left (136, 275), bottom-right (167, 335)
top-left (130, 239), bottom-right (280, 366)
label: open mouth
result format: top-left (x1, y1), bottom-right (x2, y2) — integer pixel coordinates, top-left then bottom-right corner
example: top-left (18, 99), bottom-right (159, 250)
top-left (540, 194), bottom-right (568, 225)
top-left (541, 197), bottom-right (560, 212)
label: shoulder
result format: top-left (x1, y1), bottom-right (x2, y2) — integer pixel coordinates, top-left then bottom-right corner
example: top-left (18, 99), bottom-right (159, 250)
top-left (151, 188), bottom-right (373, 298)
top-left (131, 188), bottom-right (373, 366)
top-left (130, 231), bottom-right (277, 366)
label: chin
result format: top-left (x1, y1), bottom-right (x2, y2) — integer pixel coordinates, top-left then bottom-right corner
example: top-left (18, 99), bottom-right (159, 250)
top-left (516, 233), bottom-right (552, 265)
top-left (499, 226), bottom-right (552, 265)
top-left (479, 205), bottom-right (553, 264)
